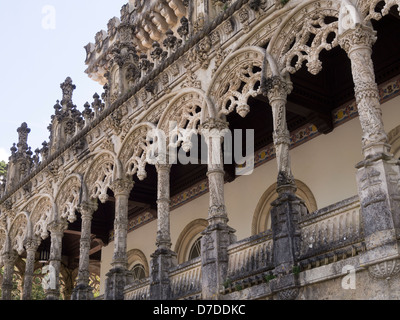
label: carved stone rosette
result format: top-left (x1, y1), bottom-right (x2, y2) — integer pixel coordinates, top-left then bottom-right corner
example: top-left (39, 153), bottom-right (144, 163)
top-left (368, 258), bottom-right (400, 280)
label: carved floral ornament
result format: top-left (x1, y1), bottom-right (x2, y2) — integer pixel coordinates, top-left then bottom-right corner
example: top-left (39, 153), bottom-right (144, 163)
top-left (30, 197), bottom-right (53, 240)
top-left (268, 2), bottom-right (341, 76)
top-left (210, 48), bottom-right (264, 119)
top-left (55, 176), bottom-right (82, 223)
top-left (85, 153), bottom-right (117, 203)
top-left (9, 213), bottom-right (29, 255)
top-left (119, 124), bottom-right (156, 181)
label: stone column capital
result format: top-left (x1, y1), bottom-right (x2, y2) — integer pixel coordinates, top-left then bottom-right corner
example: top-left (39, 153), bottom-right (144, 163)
top-left (24, 238), bottom-right (41, 251)
top-left (199, 118), bottom-right (229, 136)
top-left (1, 251), bottom-right (17, 265)
top-left (338, 23), bottom-right (377, 54)
top-left (78, 200), bottom-right (98, 219)
top-left (48, 220), bottom-right (68, 236)
top-left (110, 178), bottom-right (134, 196)
top-left (261, 75), bottom-right (292, 103)
top-left (155, 162), bottom-right (172, 173)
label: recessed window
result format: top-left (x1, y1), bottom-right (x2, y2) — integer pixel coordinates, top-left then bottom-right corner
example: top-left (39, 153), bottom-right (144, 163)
top-left (131, 263), bottom-right (146, 281)
top-left (188, 237), bottom-right (202, 261)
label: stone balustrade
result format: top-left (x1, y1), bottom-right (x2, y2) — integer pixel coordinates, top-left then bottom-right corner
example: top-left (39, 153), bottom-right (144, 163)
top-left (124, 278), bottom-right (150, 300)
top-left (122, 196), bottom-right (366, 299)
top-left (299, 196), bottom-right (363, 260)
top-left (169, 257), bottom-right (202, 300)
top-left (225, 231), bottom-right (274, 287)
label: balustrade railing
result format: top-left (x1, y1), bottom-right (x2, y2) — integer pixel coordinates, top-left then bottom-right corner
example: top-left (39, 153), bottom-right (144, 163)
top-left (169, 257), bottom-right (202, 300)
top-left (124, 278), bottom-right (150, 300)
top-left (227, 231), bottom-right (274, 282)
top-left (299, 196), bottom-right (363, 260)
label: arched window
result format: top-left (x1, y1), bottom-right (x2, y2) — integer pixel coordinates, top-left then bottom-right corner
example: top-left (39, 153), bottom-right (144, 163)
top-left (175, 219), bottom-right (208, 264)
top-left (131, 263), bottom-right (146, 281)
top-left (188, 236), bottom-right (202, 260)
top-left (127, 249), bottom-right (149, 279)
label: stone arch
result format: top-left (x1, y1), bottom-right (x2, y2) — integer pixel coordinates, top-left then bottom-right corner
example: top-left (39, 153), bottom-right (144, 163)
top-left (127, 248), bottom-right (150, 278)
top-left (158, 88), bottom-right (215, 130)
top-left (55, 174), bottom-right (83, 223)
top-left (30, 195), bottom-right (54, 240)
top-left (363, 0), bottom-right (400, 22)
top-left (208, 46), bottom-right (265, 119)
top-left (174, 218), bottom-right (208, 264)
top-left (9, 212), bottom-right (30, 255)
top-left (84, 151), bottom-right (119, 203)
top-left (388, 124), bottom-right (400, 159)
top-left (267, 0), bottom-right (341, 76)
top-left (118, 122), bottom-right (156, 181)
top-left (251, 180), bottom-right (317, 235)
top-left (157, 89), bottom-right (214, 153)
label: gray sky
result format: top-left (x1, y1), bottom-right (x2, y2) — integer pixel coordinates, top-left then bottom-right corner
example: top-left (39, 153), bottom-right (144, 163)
top-left (0, 0), bottom-right (127, 162)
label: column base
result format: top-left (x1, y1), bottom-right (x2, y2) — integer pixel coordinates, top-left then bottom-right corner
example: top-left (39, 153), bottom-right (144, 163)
top-left (45, 289), bottom-right (60, 301)
top-left (270, 189), bottom-right (305, 275)
top-left (104, 267), bottom-right (129, 300)
top-left (71, 284), bottom-right (94, 300)
top-left (200, 223), bottom-right (236, 300)
top-left (356, 154), bottom-right (400, 267)
top-left (149, 248), bottom-right (177, 300)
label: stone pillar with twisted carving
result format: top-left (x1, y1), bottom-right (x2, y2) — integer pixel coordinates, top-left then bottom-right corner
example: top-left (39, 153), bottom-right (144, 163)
top-left (46, 220), bottom-right (68, 300)
top-left (71, 200), bottom-right (98, 300)
top-left (105, 178), bottom-right (134, 300)
top-left (339, 24), bottom-right (400, 269)
top-left (262, 75), bottom-right (305, 300)
top-left (264, 76), bottom-right (295, 192)
top-left (150, 163), bottom-right (177, 300)
top-left (22, 238), bottom-right (41, 300)
top-left (1, 252), bottom-right (17, 300)
top-left (199, 118), bottom-right (236, 300)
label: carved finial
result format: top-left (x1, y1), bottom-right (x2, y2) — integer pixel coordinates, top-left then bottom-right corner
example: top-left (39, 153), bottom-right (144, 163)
top-left (17, 122), bottom-right (31, 153)
top-left (60, 77), bottom-right (76, 107)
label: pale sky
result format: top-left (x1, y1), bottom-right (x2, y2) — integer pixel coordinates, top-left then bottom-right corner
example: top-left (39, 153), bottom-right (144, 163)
top-left (0, 0), bottom-right (127, 162)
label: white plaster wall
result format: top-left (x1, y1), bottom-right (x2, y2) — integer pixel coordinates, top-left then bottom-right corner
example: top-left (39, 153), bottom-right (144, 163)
top-left (99, 95), bottom-right (400, 295)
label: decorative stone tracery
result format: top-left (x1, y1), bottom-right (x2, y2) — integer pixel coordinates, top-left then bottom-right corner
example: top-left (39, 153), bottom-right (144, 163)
top-left (1, 0), bottom-right (400, 301)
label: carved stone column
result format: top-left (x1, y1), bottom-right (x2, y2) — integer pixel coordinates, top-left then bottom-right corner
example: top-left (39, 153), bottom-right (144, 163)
top-left (199, 118), bottom-right (236, 300)
top-left (105, 178), bottom-right (134, 300)
top-left (71, 200), bottom-right (98, 300)
top-left (150, 163), bottom-right (177, 300)
top-left (45, 220), bottom-right (68, 300)
top-left (339, 24), bottom-right (400, 268)
top-left (1, 252), bottom-right (17, 300)
top-left (263, 76), bottom-right (305, 300)
top-left (22, 238), bottom-right (41, 300)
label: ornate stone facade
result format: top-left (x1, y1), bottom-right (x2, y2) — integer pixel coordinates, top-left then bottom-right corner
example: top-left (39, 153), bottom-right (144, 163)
top-left (1, 0), bottom-right (400, 301)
